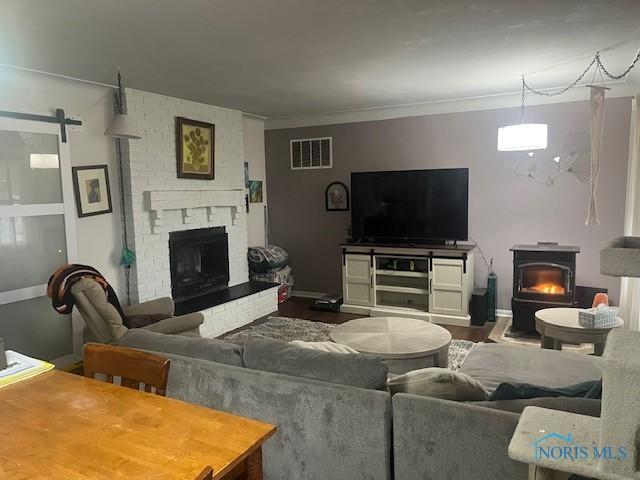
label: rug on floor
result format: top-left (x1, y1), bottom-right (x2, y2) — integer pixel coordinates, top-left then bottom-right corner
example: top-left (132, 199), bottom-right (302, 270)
top-left (488, 316), bottom-right (594, 354)
top-left (221, 316), bottom-right (476, 371)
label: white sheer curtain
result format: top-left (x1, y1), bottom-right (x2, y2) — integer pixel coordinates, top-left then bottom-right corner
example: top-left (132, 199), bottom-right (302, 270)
top-left (620, 95), bottom-right (640, 330)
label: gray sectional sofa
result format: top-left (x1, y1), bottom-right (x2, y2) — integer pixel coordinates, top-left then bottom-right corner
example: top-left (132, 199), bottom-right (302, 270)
top-left (394, 344), bottom-right (602, 480)
top-left (118, 330), bottom-right (603, 480)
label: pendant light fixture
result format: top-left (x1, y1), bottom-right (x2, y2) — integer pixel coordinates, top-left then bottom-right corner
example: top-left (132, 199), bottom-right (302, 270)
top-left (497, 77), bottom-right (548, 152)
top-left (104, 68), bottom-right (141, 139)
top-left (104, 67), bottom-right (140, 305)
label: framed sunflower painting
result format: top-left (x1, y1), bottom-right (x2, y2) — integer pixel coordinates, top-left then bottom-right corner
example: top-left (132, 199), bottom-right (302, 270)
top-left (176, 117), bottom-right (215, 180)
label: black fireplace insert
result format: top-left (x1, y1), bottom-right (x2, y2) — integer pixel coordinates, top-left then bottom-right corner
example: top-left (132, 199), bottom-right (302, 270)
top-left (169, 227), bottom-right (229, 302)
top-left (511, 243), bottom-right (579, 332)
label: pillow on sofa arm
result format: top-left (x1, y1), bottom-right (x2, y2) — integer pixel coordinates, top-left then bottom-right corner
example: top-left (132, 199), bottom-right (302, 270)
top-left (243, 334), bottom-right (388, 390)
top-left (387, 367), bottom-right (487, 401)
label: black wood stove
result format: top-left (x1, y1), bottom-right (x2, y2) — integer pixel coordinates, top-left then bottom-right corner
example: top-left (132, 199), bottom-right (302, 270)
top-left (511, 243), bottom-right (580, 332)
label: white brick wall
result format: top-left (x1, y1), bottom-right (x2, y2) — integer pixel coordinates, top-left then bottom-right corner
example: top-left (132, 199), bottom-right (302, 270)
top-left (120, 89), bottom-right (272, 335)
top-left (199, 286), bottom-right (279, 338)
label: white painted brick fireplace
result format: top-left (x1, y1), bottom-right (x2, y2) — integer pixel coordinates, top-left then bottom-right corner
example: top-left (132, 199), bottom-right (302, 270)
top-left (120, 89), bottom-right (277, 337)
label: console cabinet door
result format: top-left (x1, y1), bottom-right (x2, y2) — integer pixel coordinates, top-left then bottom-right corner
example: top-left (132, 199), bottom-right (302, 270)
top-left (343, 254), bottom-right (373, 306)
top-left (429, 258), bottom-right (468, 316)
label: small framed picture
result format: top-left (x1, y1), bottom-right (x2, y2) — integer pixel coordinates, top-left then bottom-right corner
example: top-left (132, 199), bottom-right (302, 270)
top-left (249, 180), bottom-right (263, 203)
top-left (72, 165), bottom-right (113, 217)
top-left (176, 117), bottom-right (215, 180)
top-left (244, 162), bottom-right (250, 188)
top-left (325, 181), bottom-right (349, 211)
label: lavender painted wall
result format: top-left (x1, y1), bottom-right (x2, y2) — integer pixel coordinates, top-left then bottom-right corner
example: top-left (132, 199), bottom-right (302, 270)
top-left (265, 98), bottom-right (631, 309)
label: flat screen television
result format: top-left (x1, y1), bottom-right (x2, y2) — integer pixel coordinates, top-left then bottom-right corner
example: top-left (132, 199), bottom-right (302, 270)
top-left (350, 168), bottom-right (468, 243)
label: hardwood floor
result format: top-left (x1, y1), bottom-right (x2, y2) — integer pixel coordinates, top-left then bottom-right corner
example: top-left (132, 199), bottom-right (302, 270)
top-left (277, 296), bottom-right (495, 342)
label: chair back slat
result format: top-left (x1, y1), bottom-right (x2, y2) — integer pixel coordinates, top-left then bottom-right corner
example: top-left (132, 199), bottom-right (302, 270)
top-left (195, 466), bottom-right (213, 480)
top-left (83, 343), bottom-right (170, 397)
top-left (121, 377), bottom-right (141, 390)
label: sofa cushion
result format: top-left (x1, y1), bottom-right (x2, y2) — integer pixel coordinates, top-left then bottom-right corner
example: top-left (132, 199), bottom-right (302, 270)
top-left (119, 329), bottom-right (244, 367)
top-left (473, 397), bottom-right (601, 417)
top-left (289, 340), bottom-right (358, 354)
top-left (243, 334), bottom-right (388, 390)
top-left (387, 367), bottom-right (487, 401)
top-left (459, 343), bottom-right (602, 393)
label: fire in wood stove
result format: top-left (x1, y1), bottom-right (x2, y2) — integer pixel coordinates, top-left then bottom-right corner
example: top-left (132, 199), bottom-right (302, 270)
top-left (511, 243), bottom-right (579, 332)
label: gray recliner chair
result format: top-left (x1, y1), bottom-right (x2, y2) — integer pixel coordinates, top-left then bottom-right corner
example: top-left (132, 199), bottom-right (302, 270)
top-left (70, 278), bottom-right (204, 344)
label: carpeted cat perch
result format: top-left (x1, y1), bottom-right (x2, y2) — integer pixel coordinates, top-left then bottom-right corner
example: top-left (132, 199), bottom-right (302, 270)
top-left (600, 236), bottom-right (640, 277)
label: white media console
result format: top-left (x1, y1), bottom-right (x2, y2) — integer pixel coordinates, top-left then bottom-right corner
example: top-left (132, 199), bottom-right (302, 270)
top-left (340, 243), bottom-right (475, 326)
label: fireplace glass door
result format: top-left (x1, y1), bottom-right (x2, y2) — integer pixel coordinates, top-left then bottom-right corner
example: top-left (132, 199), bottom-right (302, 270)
top-left (169, 228), bottom-right (230, 302)
top-left (517, 262), bottom-right (571, 297)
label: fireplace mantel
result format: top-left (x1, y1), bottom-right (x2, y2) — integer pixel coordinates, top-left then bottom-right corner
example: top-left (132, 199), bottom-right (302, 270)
top-left (144, 189), bottom-right (244, 233)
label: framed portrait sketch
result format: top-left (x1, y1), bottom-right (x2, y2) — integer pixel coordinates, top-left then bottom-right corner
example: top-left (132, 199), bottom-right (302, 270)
top-left (72, 165), bottom-right (113, 217)
top-left (325, 181), bottom-right (349, 211)
top-left (176, 117), bottom-right (215, 180)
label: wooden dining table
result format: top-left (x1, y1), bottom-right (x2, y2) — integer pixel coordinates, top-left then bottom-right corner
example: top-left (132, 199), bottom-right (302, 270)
top-left (0, 370), bottom-right (276, 479)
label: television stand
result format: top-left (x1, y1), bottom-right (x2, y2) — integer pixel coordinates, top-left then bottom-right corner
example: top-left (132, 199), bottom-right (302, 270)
top-left (340, 243), bottom-right (475, 326)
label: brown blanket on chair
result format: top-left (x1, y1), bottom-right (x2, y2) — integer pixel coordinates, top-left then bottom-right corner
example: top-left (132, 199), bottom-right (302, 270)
top-left (47, 264), bottom-right (128, 326)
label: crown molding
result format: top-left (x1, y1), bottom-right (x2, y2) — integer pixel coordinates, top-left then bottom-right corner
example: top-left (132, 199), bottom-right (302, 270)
top-left (242, 112), bottom-right (267, 121)
top-left (265, 80), bottom-right (640, 130)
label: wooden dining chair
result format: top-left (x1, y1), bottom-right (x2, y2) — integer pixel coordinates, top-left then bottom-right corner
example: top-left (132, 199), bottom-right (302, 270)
top-left (83, 343), bottom-right (171, 396)
top-left (194, 466), bottom-right (213, 480)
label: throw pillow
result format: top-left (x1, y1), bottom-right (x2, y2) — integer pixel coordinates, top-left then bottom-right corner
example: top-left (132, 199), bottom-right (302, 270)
top-left (488, 380), bottom-right (602, 401)
top-left (118, 329), bottom-right (244, 367)
top-left (289, 340), bottom-right (358, 354)
top-left (243, 334), bottom-right (388, 390)
top-left (387, 367), bottom-right (487, 401)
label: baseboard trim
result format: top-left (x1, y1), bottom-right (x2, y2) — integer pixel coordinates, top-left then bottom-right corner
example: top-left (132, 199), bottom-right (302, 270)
top-left (429, 312), bottom-right (471, 327)
top-left (291, 290), bottom-right (327, 299)
top-left (496, 309), bottom-right (513, 317)
top-left (340, 304), bottom-right (371, 315)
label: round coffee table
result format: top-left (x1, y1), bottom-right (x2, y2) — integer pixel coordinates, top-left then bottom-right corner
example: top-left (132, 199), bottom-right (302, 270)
top-left (329, 317), bottom-right (452, 374)
top-left (535, 307), bottom-right (623, 356)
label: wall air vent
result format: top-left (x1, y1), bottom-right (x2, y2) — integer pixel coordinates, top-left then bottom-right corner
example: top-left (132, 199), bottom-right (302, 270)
top-left (290, 137), bottom-right (332, 170)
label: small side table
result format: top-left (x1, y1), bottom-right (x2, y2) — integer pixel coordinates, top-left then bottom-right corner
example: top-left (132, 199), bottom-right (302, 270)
top-left (535, 308), bottom-right (623, 356)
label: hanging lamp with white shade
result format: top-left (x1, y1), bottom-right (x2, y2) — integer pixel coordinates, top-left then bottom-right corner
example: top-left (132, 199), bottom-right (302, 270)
top-left (104, 67), bottom-right (140, 305)
top-left (497, 77), bottom-right (548, 152)
top-left (104, 68), bottom-right (141, 140)
top-left (497, 123), bottom-right (548, 151)
top-left (105, 112), bottom-right (140, 139)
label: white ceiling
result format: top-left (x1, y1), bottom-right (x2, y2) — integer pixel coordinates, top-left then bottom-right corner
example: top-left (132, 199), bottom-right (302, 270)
top-left (1, 0), bottom-right (639, 119)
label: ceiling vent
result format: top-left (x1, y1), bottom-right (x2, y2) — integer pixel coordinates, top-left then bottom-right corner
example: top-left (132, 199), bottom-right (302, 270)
top-left (290, 137), bottom-right (332, 170)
